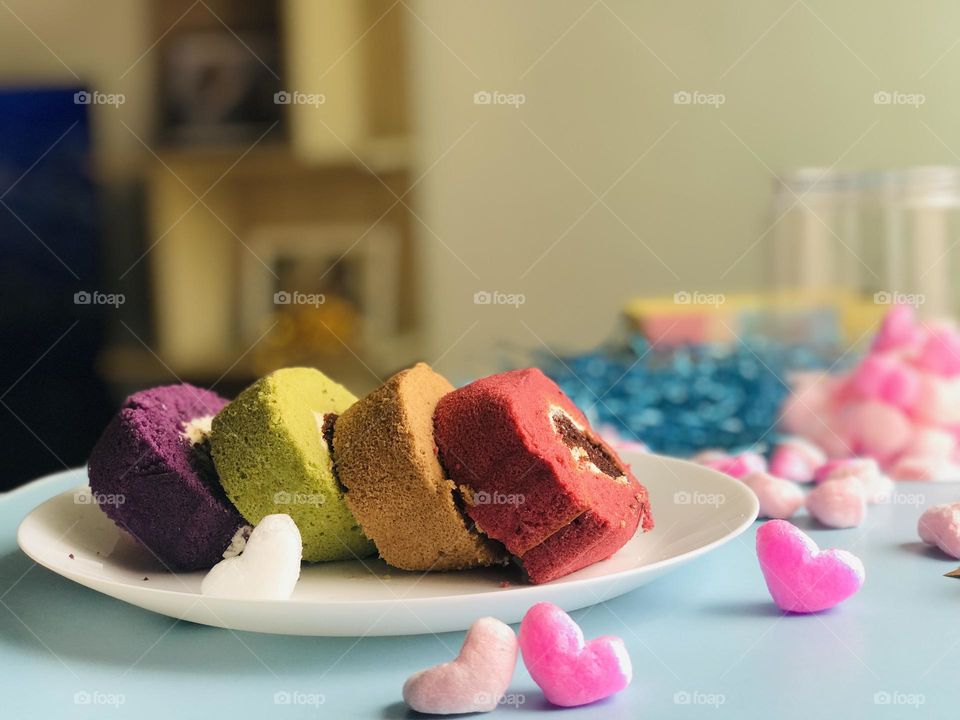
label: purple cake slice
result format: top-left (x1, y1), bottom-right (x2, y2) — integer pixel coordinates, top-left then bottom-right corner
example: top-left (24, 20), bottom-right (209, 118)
top-left (88, 384), bottom-right (249, 571)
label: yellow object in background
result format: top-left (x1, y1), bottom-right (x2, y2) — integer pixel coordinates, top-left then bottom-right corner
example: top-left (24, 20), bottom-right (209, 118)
top-left (624, 289), bottom-right (889, 349)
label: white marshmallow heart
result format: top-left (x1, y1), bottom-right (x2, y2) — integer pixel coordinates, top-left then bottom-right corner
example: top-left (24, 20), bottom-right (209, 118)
top-left (201, 514), bottom-right (302, 600)
top-left (403, 617), bottom-right (519, 714)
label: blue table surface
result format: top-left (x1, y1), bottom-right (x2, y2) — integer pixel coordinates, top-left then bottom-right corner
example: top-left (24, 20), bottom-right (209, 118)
top-left (0, 470), bottom-right (958, 719)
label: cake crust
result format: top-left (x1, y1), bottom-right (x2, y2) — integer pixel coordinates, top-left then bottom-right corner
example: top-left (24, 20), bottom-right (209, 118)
top-left (434, 368), bottom-right (653, 583)
top-left (333, 363), bottom-right (505, 571)
top-left (210, 367), bottom-right (375, 562)
top-left (87, 384), bottom-right (247, 571)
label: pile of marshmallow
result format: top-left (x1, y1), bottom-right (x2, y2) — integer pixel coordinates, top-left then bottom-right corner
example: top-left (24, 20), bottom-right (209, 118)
top-left (695, 438), bottom-right (893, 528)
top-left (781, 304), bottom-right (960, 481)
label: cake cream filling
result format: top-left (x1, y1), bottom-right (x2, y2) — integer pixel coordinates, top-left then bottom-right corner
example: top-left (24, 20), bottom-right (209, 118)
top-left (222, 524), bottom-right (253, 559)
top-left (181, 415), bottom-right (215, 446)
top-left (548, 406), bottom-right (628, 484)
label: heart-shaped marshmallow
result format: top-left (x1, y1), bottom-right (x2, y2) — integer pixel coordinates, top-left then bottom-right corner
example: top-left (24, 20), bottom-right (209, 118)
top-left (201, 514), bottom-right (302, 600)
top-left (703, 451), bottom-right (766, 479)
top-left (519, 602), bottom-right (631, 707)
top-left (916, 327), bottom-right (960, 377)
top-left (819, 458), bottom-right (892, 504)
top-left (805, 478), bottom-right (867, 528)
top-left (903, 426), bottom-right (957, 462)
top-left (780, 372), bottom-right (841, 437)
top-left (918, 503), bottom-right (960, 559)
top-left (848, 354), bottom-right (894, 400)
top-left (871, 304), bottom-right (921, 353)
top-left (741, 471), bottom-right (804, 519)
top-left (690, 449), bottom-right (728, 465)
top-left (756, 519), bottom-right (865, 613)
top-left (403, 617), bottom-right (518, 714)
top-left (769, 437), bottom-right (826, 482)
top-left (890, 456), bottom-right (960, 482)
top-left (845, 401), bottom-right (912, 462)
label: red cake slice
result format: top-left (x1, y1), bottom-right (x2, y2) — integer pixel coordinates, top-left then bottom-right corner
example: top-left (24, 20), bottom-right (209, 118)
top-left (433, 368), bottom-right (653, 583)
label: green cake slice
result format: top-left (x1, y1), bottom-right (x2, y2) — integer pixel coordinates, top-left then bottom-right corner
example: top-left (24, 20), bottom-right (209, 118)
top-left (210, 367), bottom-right (375, 561)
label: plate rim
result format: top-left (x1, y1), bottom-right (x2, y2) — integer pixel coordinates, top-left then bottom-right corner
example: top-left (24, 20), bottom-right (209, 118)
top-left (16, 454), bottom-right (759, 608)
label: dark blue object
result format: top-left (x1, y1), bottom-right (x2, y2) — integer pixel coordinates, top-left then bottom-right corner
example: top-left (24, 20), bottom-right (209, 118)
top-left (0, 86), bottom-right (111, 488)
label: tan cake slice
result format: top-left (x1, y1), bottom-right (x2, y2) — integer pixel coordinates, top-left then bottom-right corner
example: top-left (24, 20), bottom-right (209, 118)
top-left (332, 362), bottom-right (505, 570)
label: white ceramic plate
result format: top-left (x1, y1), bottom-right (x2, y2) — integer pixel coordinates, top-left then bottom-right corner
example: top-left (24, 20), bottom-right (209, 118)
top-left (17, 452), bottom-right (757, 636)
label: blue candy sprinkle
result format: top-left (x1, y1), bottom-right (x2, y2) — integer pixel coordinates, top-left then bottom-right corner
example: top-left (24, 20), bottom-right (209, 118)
top-left (534, 335), bottom-right (836, 456)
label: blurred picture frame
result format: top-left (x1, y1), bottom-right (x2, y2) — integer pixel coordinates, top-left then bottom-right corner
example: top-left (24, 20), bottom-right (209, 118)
top-left (160, 30), bottom-right (281, 145)
top-left (238, 222), bottom-right (403, 355)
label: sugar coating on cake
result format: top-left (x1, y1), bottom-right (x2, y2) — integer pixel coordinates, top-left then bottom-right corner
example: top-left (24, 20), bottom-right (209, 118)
top-left (434, 368), bottom-right (653, 583)
top-left (333, 363), bottom-right (505, 571)
top-left (87, 383), bottom-right (248, 571)
top-left (210, 367), bottom-right (374, 562)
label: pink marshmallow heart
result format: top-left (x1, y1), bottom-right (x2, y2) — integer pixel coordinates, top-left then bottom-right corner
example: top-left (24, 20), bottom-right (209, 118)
top-left (889, 456), bottom-right (960, 482)
top-left (845, 350), bottom-right (918, 410)
top-left (691, 449), bottom-right (729, 465)
top-left (918, 503), bottom-right (960, 559)
top-left (813, 458), bottom-right (850, 483)
top-left (780, 373), bottom-right (839, 436)
top-left (769, 438), bottom-right (827, 482)
top-left (805, 478), bottom-right (867, 528)
top-left (756, 519), bottom-right (865, 613)
top-left (403, 617), bottom-right (518, 714)
top-left (845, 401), bottom-right (912, 462)
top-left (741, 471), bottom-right (805, 519)
top-left (820, 457), bottom-right (892, 504)
top-left (872, 304), bottom-right (921, 353)
top-left (704, 452), bottom-right (767, 479)
top-left (812, 427), bottom-right (855, 459)
top-left (903, 426), bottom-right (957, 463)
top-left (915, 326), bottom-right (960, 377)
top-left (878, 362), bottom-right (920, 410)
top-left (913, 374), bottom-right (960, 426)
top-left (848, 354), bottom-right (894, 400)
top-left (519, 602), bottom-right (631, 707)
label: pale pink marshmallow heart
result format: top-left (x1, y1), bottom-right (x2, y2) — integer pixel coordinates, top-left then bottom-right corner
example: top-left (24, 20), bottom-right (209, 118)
top-left (942, 378), bottom-right (960, 424)
top-left (756, 519), bottom-right (865, 613)
top-left (878, 362), bottom-right (920, 411)
top-left (403, 617), bottom-right (518, 714)
top-left (813, 458), bottom-right (849, 483)
top-left (612, 439), bottom-right (649, 454)
top-left (848, 354), bottom-right (895, 400)
top-left (690, 449), bottom-right (729, 465)
top-left (704, 452), bottom-right (767, 479)
top-left (519, 602), bottom-right (631, 707)
top-left (918, 503), bottom-right (960, 558)
top-left (741, 471), bottom-right (805, 519)
top-left (805, 478), bottom-right (867, 528)
top-left (915, 327), bottom-right (960, 377)
top-left (845, 401), bottom-right (912, 462)
top-left (872, 304), bottom-right (921, 353)
top-left (813, 427), bottom-right (855, 460)
top-left (821, 457), bottom-right (892, 504)
top-left (769, 438), bottom-right (827, 482)
top-left (780, 373), bottom-right (843, 436)
top-left (889, 456), bottom-right (960, 482)
top-left (913, 374), bottom-right (960, 426)
top-left (903, 426), bottom-right (957, 463)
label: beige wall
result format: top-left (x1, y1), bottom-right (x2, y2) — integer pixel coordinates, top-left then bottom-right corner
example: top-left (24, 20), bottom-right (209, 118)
top-left (408, 0), bottom-right (960, 378)
top-left (0, 0), bottom-right (153, 179)
top-left (6, 1), bottom-right (960, 381)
